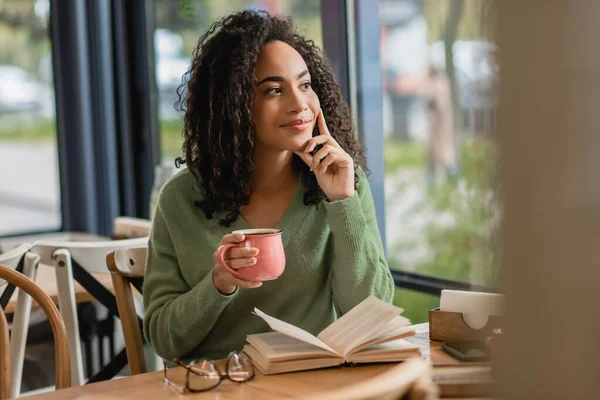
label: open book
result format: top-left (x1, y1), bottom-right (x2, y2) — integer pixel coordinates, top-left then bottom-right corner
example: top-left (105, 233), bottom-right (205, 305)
top-left (244, 296), bottom-right (422, 375)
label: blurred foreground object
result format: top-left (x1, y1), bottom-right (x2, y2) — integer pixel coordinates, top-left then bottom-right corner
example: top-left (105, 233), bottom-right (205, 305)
top-left (497, 1), bottom-right (600, 398)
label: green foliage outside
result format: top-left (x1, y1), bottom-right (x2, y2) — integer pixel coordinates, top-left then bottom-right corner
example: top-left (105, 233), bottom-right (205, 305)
top-left (383, 140), bottom-right (427, 171)
top-left (386, 136), bottom-right (498, 285)
top-left (386, 135), bottom-right (498, 319)
top-left (163, 0), bottom-right (323, 57)
top-left (394, 287), bottom-right (439, 324)
top-left (0, 120), bottom-right (55, 141)
top-left (421, 0), bottom-right (495, 44)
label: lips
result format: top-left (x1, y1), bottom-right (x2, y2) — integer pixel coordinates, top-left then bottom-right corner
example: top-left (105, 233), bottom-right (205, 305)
top-left (280, 118), bottom-right (312, 131)
top-left (280, 117), bottom-right (312, 128)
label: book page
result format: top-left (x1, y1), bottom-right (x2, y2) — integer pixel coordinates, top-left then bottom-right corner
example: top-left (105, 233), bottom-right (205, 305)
top-left (348, 326), bottom-right (416, 355)
top-left (246, 332), bottom-right (337, 362)
top-left (361, 315), bottom-right (412, 344)
top-left (317, 296), bottom-right (403, 356)
top-left (345, 339), bottom-right (422, 363)
top-left (253, 308), bottom-right (339, 354)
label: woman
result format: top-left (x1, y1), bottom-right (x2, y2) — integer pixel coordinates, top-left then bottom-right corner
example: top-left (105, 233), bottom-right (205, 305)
top-left (143, 10), bottom-right (394, 361)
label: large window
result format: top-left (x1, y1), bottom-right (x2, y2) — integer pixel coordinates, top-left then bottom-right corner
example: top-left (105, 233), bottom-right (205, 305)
top-left (154, 0), bottom-right (323, 166)
top-left (0, 0), bottom-right (60, 236)
top-left (380, 0), bottom-right (498, 286)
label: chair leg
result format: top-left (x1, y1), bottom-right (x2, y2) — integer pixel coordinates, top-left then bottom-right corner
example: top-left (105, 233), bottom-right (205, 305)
top-left (96, 314), bottom-right (115, 370)
top-left (98, 331), bottom-right (105, 369)
top-left (82, 336), bottom-right (94, 379)
top-left (8, 253), bottom-right (39, 398)
top-left (77, 302), bottom-right (98, 379)
top-left (53, 250), bottom-right (85, 386)
top-left (109, 320), bottom-right (115, 360)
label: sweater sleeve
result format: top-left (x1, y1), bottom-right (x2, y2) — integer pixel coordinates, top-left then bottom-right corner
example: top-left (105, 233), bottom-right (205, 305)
top-left (323, 167), bottom-right (395, 314)
top-left (142, 205), bottom-right (238, 360)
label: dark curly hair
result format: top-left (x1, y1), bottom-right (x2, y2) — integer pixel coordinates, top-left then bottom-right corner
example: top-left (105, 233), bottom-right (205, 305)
top-left (175, 10), bottom-right (366, 227)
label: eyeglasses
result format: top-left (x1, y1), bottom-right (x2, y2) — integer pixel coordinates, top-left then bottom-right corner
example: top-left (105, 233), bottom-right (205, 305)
top-left (163, 351), bottom-right (255, 393)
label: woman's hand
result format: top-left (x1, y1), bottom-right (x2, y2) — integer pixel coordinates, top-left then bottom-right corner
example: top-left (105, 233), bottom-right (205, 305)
top-left (212, 233), bottom-right (262, 295)
top-left (294, 109), bottom-right (355, 202)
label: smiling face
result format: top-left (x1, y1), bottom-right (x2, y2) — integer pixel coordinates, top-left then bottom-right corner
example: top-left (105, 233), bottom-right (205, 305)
top-left (252, 41), bottom-right (320, 152)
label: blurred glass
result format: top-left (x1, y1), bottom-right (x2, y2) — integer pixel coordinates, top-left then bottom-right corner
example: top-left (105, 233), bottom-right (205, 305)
top-left (379, 0), bottom-right (498, 286)
top-left (394, 287), bottom-right (439, 324)
top-left (0, 0), bottom-right (61, 236)
top-left (153, 0), bottom-right (323, 166)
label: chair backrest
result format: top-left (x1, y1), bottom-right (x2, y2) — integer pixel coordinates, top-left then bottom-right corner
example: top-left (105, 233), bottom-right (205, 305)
top-left (28, 237), bottom-right (149, 386)
top-left (112, 217), bottom-right (152, 240)
top-left (31, 237), bottom-right (149, 274)
top-left (0, 244), bottom-right (41, 397)
top-left (0, 244), bottom-right (31, 270)
top-left (0, 244), bottom-right (31, 307)
top-left (106, 247), bottom-right (148, 375)
top-left (0, 305), bottom-right (9, 399)
top-left (0, 264), bottom-right (70, 398)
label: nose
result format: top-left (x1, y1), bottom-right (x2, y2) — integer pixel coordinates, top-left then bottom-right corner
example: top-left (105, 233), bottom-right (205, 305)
top-left (286, 87), bottom-right (308, 114)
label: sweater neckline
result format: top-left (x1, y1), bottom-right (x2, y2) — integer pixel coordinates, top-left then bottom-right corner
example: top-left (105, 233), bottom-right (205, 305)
top-left (233, 174), bottom-right (305, 248)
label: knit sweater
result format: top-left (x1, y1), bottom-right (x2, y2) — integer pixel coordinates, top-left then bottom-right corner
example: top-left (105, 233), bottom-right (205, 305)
top-left (143, 167), bottom-right (394, 361)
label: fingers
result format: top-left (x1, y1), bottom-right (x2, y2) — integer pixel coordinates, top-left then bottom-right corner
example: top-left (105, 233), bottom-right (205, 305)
top-left (311, 145), bottom-right (331, 172)
top-left (303, 135), bottom-right (330, 153)
top-left (224, 246), bottom-right (259, 270)
top-left (317, 108), bottom-right (330, 137)
top-left (213, 233), bottom-right (263, 293)
top-left (311, 145), bottom-right (353, 175)
top-left (215, 267), bottom-right (262, 288)
top-left (314, 109), bottom-right (341, 147)
top-left (294, 150), bottom-right (313, 168)
top-left (216, 237), bottom-right (260, 270)
top-left (294, 109), bottom-right (340, 167)
top-left (231, 278), bottom-right (263, 289)
top-left (225, 256), bottom-right (257, 270)
top-left (213, 265), bottom-right (262, 292)
top-left (220, 233), bottom-right (245, 245)
top-left (316, 152), bottom-right (342, 174)
top-left (296, 144), bottom-right (353, 174)
top-left (226, 246), bottom-right (259, 260)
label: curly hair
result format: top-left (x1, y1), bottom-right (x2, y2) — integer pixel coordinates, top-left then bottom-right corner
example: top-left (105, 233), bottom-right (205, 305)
top-left (175, 10), bottom-right (366, 227)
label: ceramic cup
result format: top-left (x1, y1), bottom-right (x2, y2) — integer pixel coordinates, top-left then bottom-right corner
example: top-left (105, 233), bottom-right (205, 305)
top-left (215, 228), bottom-right (285, 281)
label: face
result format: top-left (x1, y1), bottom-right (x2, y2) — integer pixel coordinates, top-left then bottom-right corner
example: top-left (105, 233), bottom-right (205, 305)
top-left (252, 41), bottom-right (320, 152)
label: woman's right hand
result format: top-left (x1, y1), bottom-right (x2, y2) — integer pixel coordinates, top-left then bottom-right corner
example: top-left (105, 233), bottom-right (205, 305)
top-left (212, 233), bottom-right (262, 295)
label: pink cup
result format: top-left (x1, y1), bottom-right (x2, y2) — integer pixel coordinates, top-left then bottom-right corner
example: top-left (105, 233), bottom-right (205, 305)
top-left (215, 228), bottom-right (285, 282)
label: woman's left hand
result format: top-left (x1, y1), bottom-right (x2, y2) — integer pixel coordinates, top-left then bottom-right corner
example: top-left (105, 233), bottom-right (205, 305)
top-left (294, 109), bottom-right (355, 202)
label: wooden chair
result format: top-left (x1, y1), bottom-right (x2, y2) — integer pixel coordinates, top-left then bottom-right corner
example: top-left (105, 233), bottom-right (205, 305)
top-left (112, 217), bottom-right (152, 240)
top-left (29, 237), bottom-right (149, 385)
top-left (106, 247), bottom-right (148, 375)
top-left (0, 244), bottom-right (40, 398)
top-left (0, 263), bottom-right (71, 399)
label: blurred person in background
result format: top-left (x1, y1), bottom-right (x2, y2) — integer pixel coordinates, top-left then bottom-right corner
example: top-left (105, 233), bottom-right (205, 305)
top-left (380, 0), bottom-right (429, 141)
top-left (426, 64), bottom-right (457, 183)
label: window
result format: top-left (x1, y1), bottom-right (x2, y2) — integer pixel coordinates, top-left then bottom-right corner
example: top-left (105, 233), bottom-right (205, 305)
top-left (379, 0), bottom-right (498, 288)
top-left (0, 0), bottom-right (61, 236)
top-left (153, 0), bottom-right (323, 166)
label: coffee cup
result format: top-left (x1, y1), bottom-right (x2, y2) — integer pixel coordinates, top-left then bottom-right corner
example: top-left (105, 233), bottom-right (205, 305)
top-left (215, 228), bottom-right (285, 281)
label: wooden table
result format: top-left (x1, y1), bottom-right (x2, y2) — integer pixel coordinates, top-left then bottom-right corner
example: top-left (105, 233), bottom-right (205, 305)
top-left (27, 323), bottom-right (495, 399)
top-left (4, 263), bottom-right (114, 314)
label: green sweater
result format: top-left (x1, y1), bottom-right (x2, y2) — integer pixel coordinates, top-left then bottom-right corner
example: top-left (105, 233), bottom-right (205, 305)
top-left (143, 167), bottom-right (394, 361)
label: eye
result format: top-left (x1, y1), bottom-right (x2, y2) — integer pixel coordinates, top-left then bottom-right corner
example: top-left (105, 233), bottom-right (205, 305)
top-left (301, 82), bottom-right (312, 90)
top-left (266, 87), bottom-right (282, 95)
